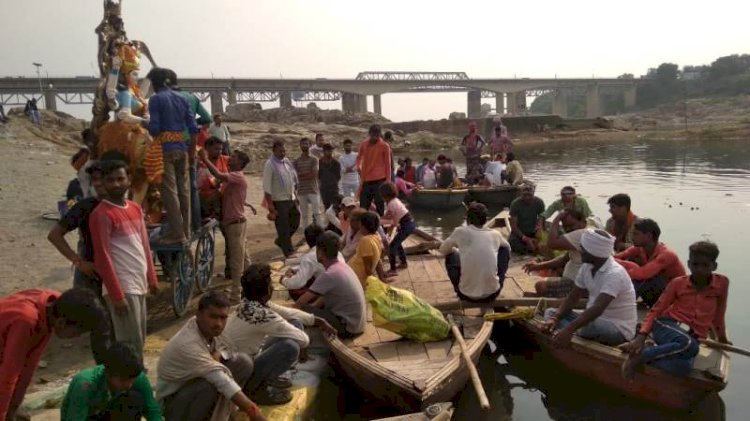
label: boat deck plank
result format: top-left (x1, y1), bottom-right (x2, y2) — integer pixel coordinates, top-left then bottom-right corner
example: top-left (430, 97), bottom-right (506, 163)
top-left (368, 342), bottom-right (401, 362)
top-left (395, 342), bottom-right (430, 361)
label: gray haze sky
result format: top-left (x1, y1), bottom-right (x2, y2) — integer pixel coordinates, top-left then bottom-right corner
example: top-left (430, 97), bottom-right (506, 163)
top-left (1, 0), bottom-right (747, 121)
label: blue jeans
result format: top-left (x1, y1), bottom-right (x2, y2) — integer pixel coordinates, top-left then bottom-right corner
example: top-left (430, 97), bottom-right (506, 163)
top-left (389, 216), bottom-right (416, 270)
top-left (641, 318), bottom-right (700, 377)
top-left (360, 179), bottom-right (386, 216)
top-left (445, 246), bottom-right (509, 302)
top-left (246, 319), bottom-right (303, 392)
top-left (544, 308), bottom-right (627, 346)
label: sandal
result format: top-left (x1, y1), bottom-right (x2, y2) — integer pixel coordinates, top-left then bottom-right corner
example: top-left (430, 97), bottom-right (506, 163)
top-left (252, 386), bottom-right (292, 405)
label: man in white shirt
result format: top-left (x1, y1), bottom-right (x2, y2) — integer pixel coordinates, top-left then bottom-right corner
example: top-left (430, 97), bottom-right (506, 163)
top-left (281, 224), bottom-right (344, 299)
top-left (224, 264), bottom-right (335, 406)
top-left (156, 291), bottom-right (267, 420)
top-left (542, 229), bottom-right (637, 347)
top-left (208, 114), bottom-right (232, 156)
top-left (309, 133), bottom-right (325, 159)
top-left (339, 138), bottom-right (359, 198)
top-left (439, 203), bottom-right (511, 303)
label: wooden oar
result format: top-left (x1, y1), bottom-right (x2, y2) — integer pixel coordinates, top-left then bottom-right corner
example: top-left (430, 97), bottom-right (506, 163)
top-left (446, 314), bottom-right (490, 410)
top-left (434, 297), bottom-right (587, 312)
top-left (701, 339), bottom-right (750, 357)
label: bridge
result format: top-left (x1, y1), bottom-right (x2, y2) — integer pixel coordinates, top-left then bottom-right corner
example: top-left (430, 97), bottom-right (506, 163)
top-left (0, 71), bottom-right (639, 119)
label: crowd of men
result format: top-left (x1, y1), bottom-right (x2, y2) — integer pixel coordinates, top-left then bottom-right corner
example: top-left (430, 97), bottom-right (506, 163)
top-left (0, 86), bottom-right (734, 421)
top-left (505, 187), bottom-right (731, 379)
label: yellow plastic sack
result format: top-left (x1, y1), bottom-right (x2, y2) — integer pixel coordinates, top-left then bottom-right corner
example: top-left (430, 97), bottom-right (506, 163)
top-left (364, 276), bottom-right (450, 342)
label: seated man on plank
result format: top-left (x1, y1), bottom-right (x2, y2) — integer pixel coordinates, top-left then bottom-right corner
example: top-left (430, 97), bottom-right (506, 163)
top-left (614, 218), bottom-right (686, 307)
top-left (524, 210), bottom-right (589, 298)
top-left (543, 230), bottom-right (637, 347)
top-left (156, 291), bottom-right (266, 421)
top-left (620, 241), bottom-right (730, 378)
top-left (295, 232), bottom-right (367, 338)
top-left (439, 203), bottom-right (511, 303)
top-left (224, 263), bottom-right (336, 405)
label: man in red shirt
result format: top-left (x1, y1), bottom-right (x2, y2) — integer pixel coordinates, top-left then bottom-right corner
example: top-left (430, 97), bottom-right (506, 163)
top-left (200, 149), bottom-right (251, 283)
top-left (614, 218), bottom-right (686, 307)
top-left (355, 125), bottom-right (392, 215)
top-left (620, 241), bottom-right (730, 378)
top-left (0, 288), bottom-right (105, 421)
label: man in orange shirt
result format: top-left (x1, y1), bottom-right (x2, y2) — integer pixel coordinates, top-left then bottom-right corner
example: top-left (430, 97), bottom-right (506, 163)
top-left (0, 288), bottom-right (105, 421)
top-left (615, 218), bottom-right (686, 307)
top-left (355, 125), bottom-right (392, 215)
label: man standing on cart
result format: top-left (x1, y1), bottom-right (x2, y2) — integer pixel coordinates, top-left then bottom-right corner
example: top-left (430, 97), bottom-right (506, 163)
top-left (145, 67), bottom-right (199, 244)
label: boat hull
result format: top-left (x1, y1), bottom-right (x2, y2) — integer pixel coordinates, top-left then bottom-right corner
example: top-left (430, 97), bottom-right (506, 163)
top-left (515, 317), bottom-right (728, 409)
top-left (326, 320), bottom-right (493, 410)
top-left (466, 185), bottom-right (520, 207)
top-left (407, 189), bottom-right (468, 210)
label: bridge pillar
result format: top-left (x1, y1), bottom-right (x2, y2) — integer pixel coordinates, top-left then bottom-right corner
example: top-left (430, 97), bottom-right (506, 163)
top-left (552, 90), bottom-right (568, 117)
top-left (342, 93), bottom-right (356, 114)
top-left (43, 89), bottom-right (57, 111)
top-left (373, 94), bottom-right (382, 115)
top-left (279, 91), bottom-right (292, 108)
top-left (227, 90), bottom-right (237, 105)
top-left (357, 94), bottom-right (368, 113)
top-left (495, 92), bottom-right (504, 114)
top-left (515, 92), bottom-right (527, 114)
top-left (467, 90), bottom-right (481, 119)
top-left (585, 84), bottom-right (601, 118)
top-left (210, 91), bottom-right (224, 115)
top-left (624, 84), bottom-right (637, 109)
top-left (506, 92), bottom-right (516, 115)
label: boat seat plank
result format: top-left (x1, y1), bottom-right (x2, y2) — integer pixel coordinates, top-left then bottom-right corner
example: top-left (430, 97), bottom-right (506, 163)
top-left (367, 342), bottom-right (400, 362)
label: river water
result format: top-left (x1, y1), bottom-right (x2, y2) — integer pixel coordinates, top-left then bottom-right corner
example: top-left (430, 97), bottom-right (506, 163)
top-left (316, 137), bottom-right (750, 420)
top-left (410, 137), bottom-right (750, 420)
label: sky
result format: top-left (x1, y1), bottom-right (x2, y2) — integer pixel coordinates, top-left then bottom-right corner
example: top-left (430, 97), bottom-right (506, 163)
top-left (1, 0), bottom-right (748, 121)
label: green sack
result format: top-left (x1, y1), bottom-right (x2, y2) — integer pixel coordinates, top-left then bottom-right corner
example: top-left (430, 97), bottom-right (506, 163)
top-left (364, 276), bottom-right (450, 342)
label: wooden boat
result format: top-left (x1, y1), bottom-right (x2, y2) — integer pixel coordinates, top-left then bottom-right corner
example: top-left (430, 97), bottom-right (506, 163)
top-left (403, 229), bottom-right (442, 255)
top-left (325, 253), bottom-right (493, 410)
top-left (407, 188), bottom-right (468, 210)
top-left (514, 313), bottom-right (730, 409)
top-left (481, 209), bottom-right (731, 410)
top-left (373, 402), bottom-right (454, 420)
top-left (466, 184), bottom-right (521, 207)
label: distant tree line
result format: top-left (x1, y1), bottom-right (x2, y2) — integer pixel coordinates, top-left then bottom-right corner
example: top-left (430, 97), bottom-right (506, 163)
top-left (530, 54), bottom-right (750, 117)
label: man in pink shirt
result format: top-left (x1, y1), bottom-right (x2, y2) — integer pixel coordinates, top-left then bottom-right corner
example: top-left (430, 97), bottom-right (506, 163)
top-left (355, 124), bottom-right (392, 215)
top-left (199, 149), bottom-right (252, 283)
top-left (90, 160), bottom-right (159, 360)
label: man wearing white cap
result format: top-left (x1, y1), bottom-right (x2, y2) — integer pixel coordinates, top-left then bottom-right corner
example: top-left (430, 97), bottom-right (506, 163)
top-left (542, 229), bottom-right (636, 347)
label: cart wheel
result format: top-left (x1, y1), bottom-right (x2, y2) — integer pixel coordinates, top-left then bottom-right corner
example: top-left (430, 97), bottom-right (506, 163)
top-left (194, 230), bottom-right (215, 292)
top-left (170, 250), bottom-right (194, 317)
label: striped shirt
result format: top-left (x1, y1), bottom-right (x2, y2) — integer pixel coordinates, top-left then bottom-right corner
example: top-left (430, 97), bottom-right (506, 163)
top-left (90, 200), bottom-right (158, 301)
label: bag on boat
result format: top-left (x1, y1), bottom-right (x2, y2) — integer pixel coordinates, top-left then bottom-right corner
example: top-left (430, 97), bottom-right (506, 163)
top-left (364, 276), bottom-right (450, 342)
